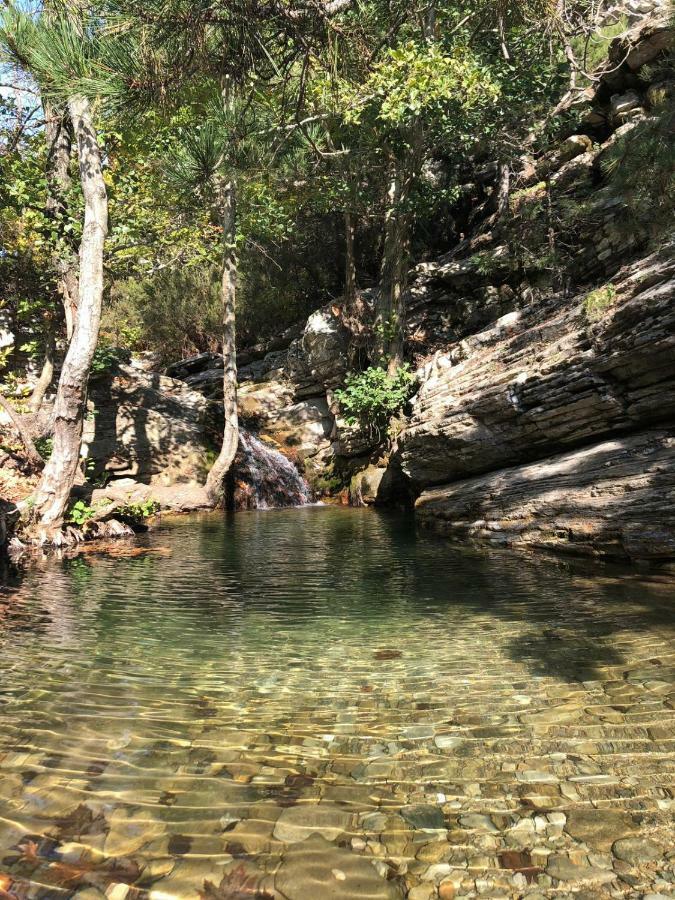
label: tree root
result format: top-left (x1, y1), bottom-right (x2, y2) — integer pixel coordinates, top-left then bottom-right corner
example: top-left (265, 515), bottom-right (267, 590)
top-left (9, 517), bottom-right (135, 555)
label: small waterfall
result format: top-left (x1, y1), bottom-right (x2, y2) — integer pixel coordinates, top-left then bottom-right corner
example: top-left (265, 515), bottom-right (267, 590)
top-left (231, 430), bottom-right (313, 510)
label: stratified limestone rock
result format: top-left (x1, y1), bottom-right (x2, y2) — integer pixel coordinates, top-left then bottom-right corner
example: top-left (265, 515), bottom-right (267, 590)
top-left (415, 430), bottom-right (675, 560)
top-left (401, 241), bottom-right (675, 490)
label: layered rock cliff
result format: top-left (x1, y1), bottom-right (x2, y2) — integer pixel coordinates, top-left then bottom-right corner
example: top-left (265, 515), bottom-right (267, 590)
top-left (395, 15), bottom-right (675, 562)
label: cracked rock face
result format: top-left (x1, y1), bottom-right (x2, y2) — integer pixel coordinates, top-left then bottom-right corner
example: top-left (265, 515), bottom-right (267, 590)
top-left (402, 241), bottom-right (675, 561)
top-left (401, 242), bottom-right (675, 491)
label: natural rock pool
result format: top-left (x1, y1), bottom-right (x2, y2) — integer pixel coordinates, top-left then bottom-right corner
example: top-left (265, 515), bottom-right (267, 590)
top-left (0, 507), bottom-right (673, 899)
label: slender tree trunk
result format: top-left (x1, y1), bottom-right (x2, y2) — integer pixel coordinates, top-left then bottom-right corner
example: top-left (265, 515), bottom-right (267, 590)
top-left (376, 159), bottom-right (411, 374)
top-left (344, 209), bottom-right (357, 308)
top-left (30, 95), bottom-right (108, 538)
top-left (205, 180), bottom-right (239, 506)
top-left (375, 1), bottom-right (434, 374)
top-left (29, 319), bottom-right (55, 413)
top-left (0, 395), bottom-right (43, 469)
top-left (496, 161), bottom-right (511, 220)
top-left (44, 102), bottom-right (79, 342)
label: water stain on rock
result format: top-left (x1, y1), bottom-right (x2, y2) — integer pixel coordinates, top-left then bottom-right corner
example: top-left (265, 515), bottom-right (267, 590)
top-left (498, 849), bottom-right (543, 883)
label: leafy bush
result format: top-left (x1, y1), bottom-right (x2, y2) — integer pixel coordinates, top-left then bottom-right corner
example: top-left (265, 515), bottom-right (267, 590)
top-left (335, 364), bottom-right (416, 432)
top-left (90, 345), bottom-right (130, 377)
top-left (101, 266), bottom-right (223, 364)
top-left (118, 498), bottom-right (160, 522)
top-left (66, 499), bottom-right (100, 526)
top-left (66, 497), bottom-right (159, 527)
top-left (599, 98), bottom-right (675, 240)
top-left (34, 436), bottom-right (53, 460)
top-left (583, 284), bottom-right (616, 321)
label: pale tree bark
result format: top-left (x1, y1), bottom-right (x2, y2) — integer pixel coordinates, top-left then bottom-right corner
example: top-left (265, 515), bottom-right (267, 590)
top-left (30, 95), bottom-right (108, 538)
top-left (205, 179), bottom-right (239, 506)
top-left (30, 106), bottom-right (77, 415)
top-left (496, 161), bottom-right (511, 220)
top-left (29, 318), bottom-right (55, 413)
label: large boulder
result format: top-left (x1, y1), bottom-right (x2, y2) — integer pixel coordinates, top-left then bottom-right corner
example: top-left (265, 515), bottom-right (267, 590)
top-left (84, 362), bottom-right (212, 484)
top-left (287, 305), bottom-right (350, 395)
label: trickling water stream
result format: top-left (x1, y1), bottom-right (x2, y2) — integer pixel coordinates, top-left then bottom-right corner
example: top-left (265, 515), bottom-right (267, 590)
top-left (0, 508), bottom-right (673, 899)
top-left (232, 431), bottom-right (313, 510)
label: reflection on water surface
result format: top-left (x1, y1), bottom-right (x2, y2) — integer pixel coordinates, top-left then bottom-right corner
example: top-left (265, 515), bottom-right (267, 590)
top-left (0, 507), bottom-right (673, 899)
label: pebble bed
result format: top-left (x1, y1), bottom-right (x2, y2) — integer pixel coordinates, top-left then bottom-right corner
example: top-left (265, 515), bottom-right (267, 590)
top-left (0, 508), bottom-right (673, 899)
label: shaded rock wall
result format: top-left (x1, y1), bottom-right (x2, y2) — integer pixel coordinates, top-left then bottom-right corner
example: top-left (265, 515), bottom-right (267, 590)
top-left (401, 243), bottom-right (675, 489)
top-left (396, 15), bottom-right (675, 561)
top-left (416, 430), bottom-right (675, 559)
top-left (85, 362), bottom-right (212, 484)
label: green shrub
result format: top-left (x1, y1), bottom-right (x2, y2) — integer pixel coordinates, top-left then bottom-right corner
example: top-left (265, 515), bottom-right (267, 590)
top-left (583, 284), bottom-right (616, 321)
top-left (90, 345), bottom-right (130, 378)
top-left (66, 497), bottom-right (159, 527)
top-left (101, 266), bottom-right (223, 364)
top-left (599, 100), bottom-right (675, 240)
top-left (335, 364), bottom-right (416, 433)
top-left (118, 498), bottom-right (160, 522)
top-left (66, 499), bottom-right (101, 526)
top-left (34, 436), bottom-right (53, 460)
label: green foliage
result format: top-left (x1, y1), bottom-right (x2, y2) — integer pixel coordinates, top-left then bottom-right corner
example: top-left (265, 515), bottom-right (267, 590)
top-left (345, 42), bottom-right (500, 136)
top-left (65, 496), bottom-right (158, 526)
top-left (102, 267), bottom-right (222, 363)
top-left (118, 498), bottom-right (160, 521)
top-left (571, 18), bottom-right (629, 77)
top-left (66, 499), bottom-right (99, 526)
top-left (599, 99), bottom-right (675, 239)
top-left (34, 436), bottom-right (53, 460)
top-left (335, 364), bottom-right (416, 431)
top-left (583, 284), bottom-right (616, 321)
top-left (90, 345), bottom-right (130, 377)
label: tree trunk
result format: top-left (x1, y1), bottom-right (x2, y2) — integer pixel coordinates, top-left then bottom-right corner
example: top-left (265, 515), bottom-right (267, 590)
top-left (0, 395), bottom-right (43, 469)
top-left (205, 180), bottom-right (239, 506)
top-left (344, 208), bottom-right (357, 309)
top-left (44, 102), bottom-right (79, 342)
top-left (29, 318), bottom-right (55, 413)
top-left (376, 160), bottom-right (411, 374)
top-left (374, 1), bottom-right (434, 374)
top-left (496, 161), bottom-right (510, 220)
top-left (30, 95), bottom-right (108, 538)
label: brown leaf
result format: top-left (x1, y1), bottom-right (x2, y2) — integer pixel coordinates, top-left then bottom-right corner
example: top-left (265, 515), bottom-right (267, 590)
top-left (17, 840), bottom-right (39, 862)
top-left (56, 804), bottom-right (109, 840)
top-left (200, 865), bottom-right (273, 899)
top-left (0, 874), bottom-right (29, 900)
top-left (284, 773), bottom-right (314, 790)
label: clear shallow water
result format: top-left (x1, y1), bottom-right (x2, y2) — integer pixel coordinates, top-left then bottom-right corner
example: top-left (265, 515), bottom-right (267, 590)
top-left (0, 507), bottom-right (674, 899)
